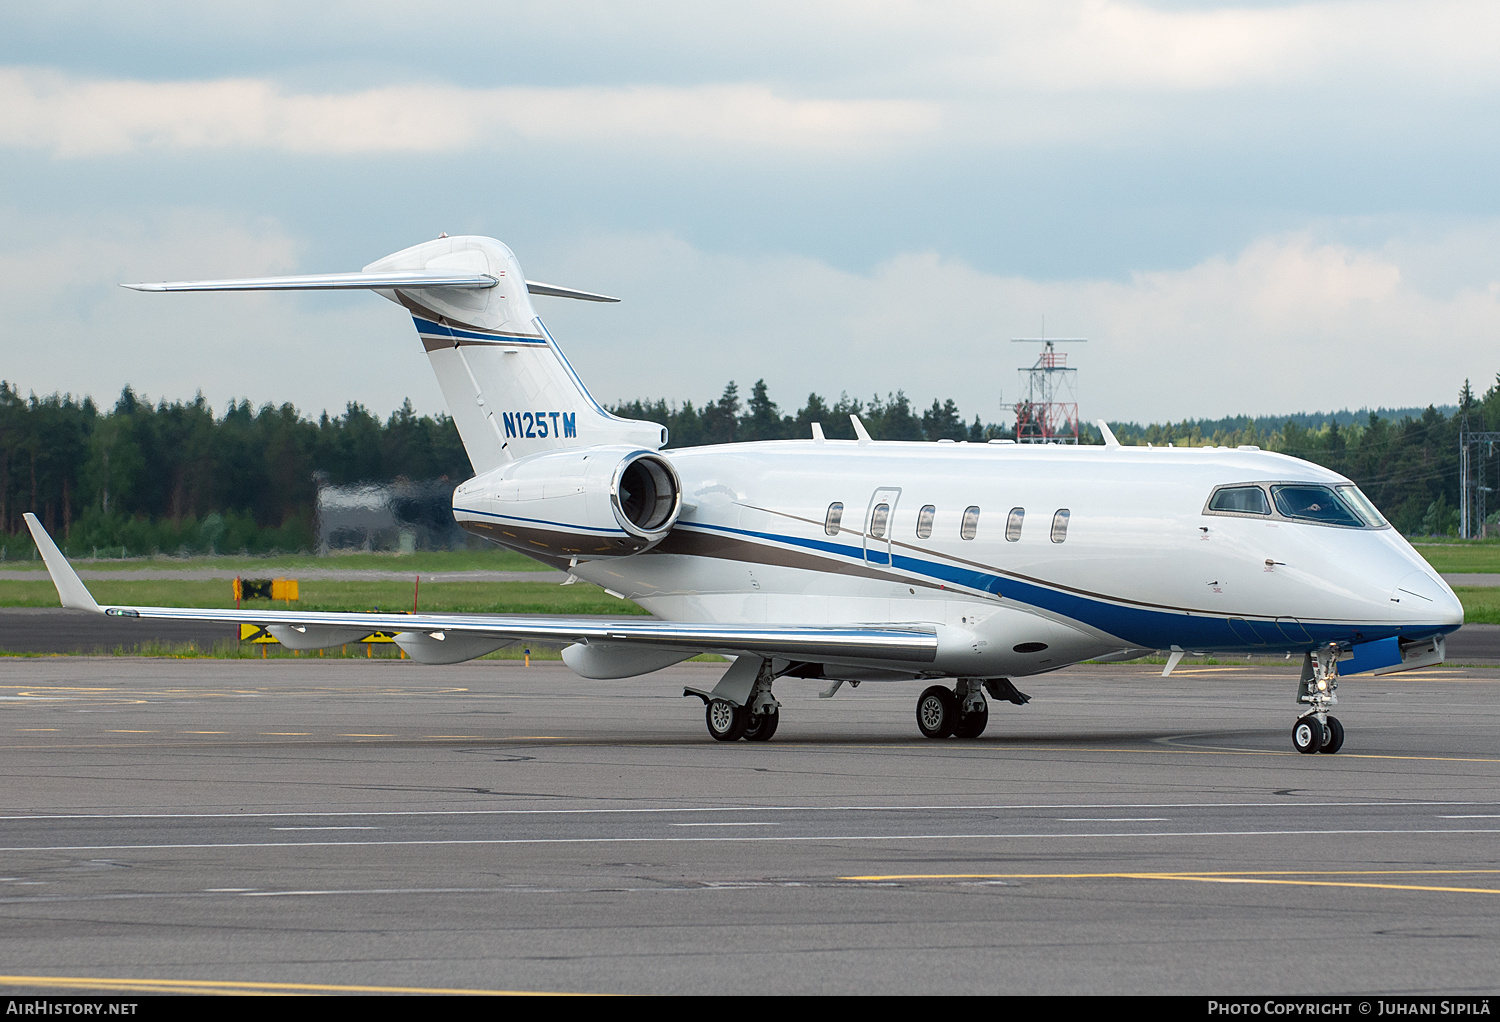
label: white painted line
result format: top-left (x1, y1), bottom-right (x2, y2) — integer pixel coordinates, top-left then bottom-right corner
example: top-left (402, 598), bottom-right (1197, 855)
top-left (671, 822), bottom-right (781, 827)
top-left (0, 827), bottom-right (1496, 853)
top-left (0, 799), bottom-right (1486, 822)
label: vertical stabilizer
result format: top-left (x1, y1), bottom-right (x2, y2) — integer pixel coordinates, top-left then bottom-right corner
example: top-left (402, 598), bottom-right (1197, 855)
top-left (363, 236), bottom-right (663, 475)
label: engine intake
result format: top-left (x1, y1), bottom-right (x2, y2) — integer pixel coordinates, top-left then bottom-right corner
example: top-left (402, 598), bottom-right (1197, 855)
top-left (453, 447), bottom-right (682, 559)
top-left (615, 455), bottom-right (678, 535)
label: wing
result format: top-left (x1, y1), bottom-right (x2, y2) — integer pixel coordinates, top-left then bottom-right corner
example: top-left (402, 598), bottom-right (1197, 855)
top-left (22, 515), bottom-right (936, 667)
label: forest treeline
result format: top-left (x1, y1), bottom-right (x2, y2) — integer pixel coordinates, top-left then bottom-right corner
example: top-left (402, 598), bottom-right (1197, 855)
top-left (2, 374), bottom-right (1498, 558)
top-left (0, 383), bottom-right (468, 558)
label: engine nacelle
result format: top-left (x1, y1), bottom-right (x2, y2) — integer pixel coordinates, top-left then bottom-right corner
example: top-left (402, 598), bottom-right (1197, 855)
top-left (452, 446), bottom-right (682, 559)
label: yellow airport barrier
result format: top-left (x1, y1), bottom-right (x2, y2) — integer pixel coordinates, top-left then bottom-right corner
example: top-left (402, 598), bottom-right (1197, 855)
top-left (239, 623), bottom-right (277, 644)
top-left (239, 624), bottom-right (398, 645)
top-left (239, 623), bottom-right (406, 658)
top-left (233, 578), bottom-right (299, 602)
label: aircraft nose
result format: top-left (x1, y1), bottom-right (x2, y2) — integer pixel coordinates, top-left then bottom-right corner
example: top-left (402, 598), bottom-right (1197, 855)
top-left (1392, 571), bottom-right (1464, 627)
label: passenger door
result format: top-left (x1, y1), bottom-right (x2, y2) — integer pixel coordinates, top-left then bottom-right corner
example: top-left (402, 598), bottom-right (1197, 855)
top-left (864, 487), bottom-right (902, 566)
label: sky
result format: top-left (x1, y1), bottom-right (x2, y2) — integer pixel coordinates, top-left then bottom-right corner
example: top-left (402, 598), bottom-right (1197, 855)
top-left (2, 0), bottom-right (1498, 427)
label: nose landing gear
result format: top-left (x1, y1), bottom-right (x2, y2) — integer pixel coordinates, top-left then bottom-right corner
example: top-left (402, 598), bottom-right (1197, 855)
top-left (1293, 644), bottom-right (1345, 754)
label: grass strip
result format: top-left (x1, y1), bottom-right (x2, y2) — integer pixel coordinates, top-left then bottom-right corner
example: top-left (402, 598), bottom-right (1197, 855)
top-left (0, 548), bottom-right (552, 574)
top-left (0, 579), bottom-right (648, 615)
top-left (1410, 543), bottom-right (1500, 573)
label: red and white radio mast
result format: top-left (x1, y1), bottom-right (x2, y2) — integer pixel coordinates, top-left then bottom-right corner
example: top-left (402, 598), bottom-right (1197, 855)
top-left (1012, 335), bottom-right (1085, 443)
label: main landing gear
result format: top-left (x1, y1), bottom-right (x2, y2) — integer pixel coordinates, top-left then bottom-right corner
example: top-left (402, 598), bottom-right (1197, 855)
top-left (1292, 644), bottom-right (1345, 755)
top-left (916, 678), bottom-right (1029, 739)
top-left (687, 656), bottom-right (781, 742)
top-left (704, 698), bottom-right (780, 742)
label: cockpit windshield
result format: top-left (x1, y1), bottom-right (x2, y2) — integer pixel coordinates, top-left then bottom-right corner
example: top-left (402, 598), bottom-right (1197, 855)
top-left (1271, 484), bottom-right (1362, 527)
top-left (1205, 482), bottom-right (1389, 529)
top-left (1334, 484), bottom-right (1389, 528)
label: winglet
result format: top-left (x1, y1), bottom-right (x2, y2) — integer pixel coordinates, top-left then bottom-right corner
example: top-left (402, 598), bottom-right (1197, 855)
top-left (22, 514), bottom-right (102, 613)
top-left (1096, 419), bottom-right (1121, 449)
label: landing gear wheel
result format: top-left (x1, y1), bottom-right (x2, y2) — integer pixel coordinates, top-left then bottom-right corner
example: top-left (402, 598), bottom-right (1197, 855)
top-left (1292, 715), bottom-right (1325, 754)
top-left (952, 703), bottom-right (989, 739)
top-left (917, 686), bottom-right (959, 739)
top-left (707, 699), bottom-right (747, 742)
top-left (1319, 715), bottom-right (1344, 754)
top-left (743, 708), bottom-right (780, 742)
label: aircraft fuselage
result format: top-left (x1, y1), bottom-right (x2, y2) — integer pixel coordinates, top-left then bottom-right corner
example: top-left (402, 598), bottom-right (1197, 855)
top-left (545, 439), bottom-right (1462, 679)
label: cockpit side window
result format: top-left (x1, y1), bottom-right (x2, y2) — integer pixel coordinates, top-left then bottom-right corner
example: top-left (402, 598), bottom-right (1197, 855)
top-left (1336, 485), bottom-right (1389, 528)
top-left (1271, 484), bottom-right (1363, 528)
top-left (1208, 485), bottom-right (1270, 515)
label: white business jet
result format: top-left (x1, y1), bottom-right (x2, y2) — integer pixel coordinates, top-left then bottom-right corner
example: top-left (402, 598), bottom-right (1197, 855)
top-left (24, 236), bottom-right (1463, 752)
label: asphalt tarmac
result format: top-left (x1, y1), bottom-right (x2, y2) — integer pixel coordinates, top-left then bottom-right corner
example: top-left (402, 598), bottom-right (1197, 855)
top-left (0, 658), bottom-right (1497, 996)
top-left (5, 607), bottom-right (1500, 664)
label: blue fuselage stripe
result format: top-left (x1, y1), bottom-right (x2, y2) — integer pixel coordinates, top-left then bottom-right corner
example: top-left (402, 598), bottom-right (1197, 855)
top-left (674, 522), bottom-right (1450, 651)
top-left (412, 316), bottom-right (548, 344)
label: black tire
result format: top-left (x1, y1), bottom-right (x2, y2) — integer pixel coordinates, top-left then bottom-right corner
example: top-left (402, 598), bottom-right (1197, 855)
top-left (707, 699), bottom-right (747, 742)
top-left (1292, 715), bottom-right (1324, 754)
top-left (952, 702), bottom-right (989, 739)
top-left (1319, 715), bottom-right (1344, 754)
top-left (744, 708), bottom-right (779, 742)
top-left (916, 686), bottom-right (959, 739)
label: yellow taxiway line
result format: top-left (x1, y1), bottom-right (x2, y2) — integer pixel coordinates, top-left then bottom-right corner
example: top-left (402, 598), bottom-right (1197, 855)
top-left (841, 868), bottom-right (1500, 896)
top-left (0, 974), bottom-right (590, 996)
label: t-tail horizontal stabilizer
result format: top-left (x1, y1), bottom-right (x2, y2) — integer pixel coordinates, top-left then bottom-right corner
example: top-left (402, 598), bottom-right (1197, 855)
top-left (123, 273), bottom-right (619, 302)
top-left (122, 235), bottom-right (652, 476)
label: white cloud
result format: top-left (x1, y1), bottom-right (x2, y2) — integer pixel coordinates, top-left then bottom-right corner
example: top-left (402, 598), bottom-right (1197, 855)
top-left (4, 2), bottom-right (1496, 161)
top-left (5, 213), bottom-right (1497, 430)
top-left (538, 226), bottom-right (1500, 423)
top-left (0, 210), bottom-right (445, 418)
top-left (861, 0), bottom-right (1500, 95)
top-left (0, 68), bottom-right (939, 158)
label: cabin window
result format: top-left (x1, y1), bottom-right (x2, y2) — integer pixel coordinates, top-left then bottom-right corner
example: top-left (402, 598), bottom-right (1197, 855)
top-left (1271, 484), bottom-right (1362, 528)
top-left (960, 506), bottom-right (980, 541)
top-left (1005, 507), bottom-right (1024, 542)
top-left (1050, 509), bottom-right (1070, 543)
top-left (824, 502), bottom-right (843, 536)
top-left (916, 505), bottom-right (935, 539)
top-left (870, 503), bottom-right (890, 539)
top-left (1208, 485), bottom-right (1270, 515)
